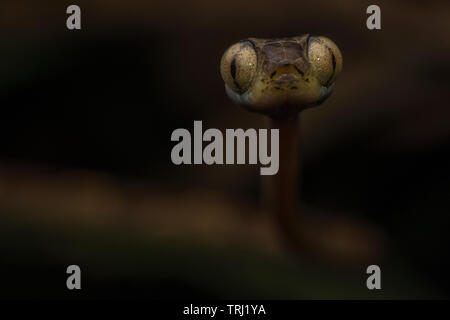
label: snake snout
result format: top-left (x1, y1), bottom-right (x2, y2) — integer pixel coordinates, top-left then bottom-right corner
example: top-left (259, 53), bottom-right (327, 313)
top-left (273, 73), bottom-right (298, 84)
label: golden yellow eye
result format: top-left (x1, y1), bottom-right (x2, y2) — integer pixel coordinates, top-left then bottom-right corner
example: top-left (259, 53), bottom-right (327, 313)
top-left (220, 41), bottom-right (257, 94)
top-left (307, 36), bottom-right (343, 87)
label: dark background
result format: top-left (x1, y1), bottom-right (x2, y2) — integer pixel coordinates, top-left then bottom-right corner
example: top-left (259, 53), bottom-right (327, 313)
top-left (0, 0), bottom-right (449, 299)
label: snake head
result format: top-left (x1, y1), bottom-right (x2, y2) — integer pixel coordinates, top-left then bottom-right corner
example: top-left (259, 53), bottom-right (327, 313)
top-left (220, 35), bottom-right (342, 117)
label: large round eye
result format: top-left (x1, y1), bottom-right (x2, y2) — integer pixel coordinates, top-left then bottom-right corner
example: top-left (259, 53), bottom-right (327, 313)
top-left (220, 41), bottom-right (257, 94)
top-left (308, 36), bottom-right (343, 87)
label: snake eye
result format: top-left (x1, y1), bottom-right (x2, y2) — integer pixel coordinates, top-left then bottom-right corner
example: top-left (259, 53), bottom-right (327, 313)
top-left (220, 41), bottom-right (257, 94)
top-left (308, 36), bottom-right (343, 87)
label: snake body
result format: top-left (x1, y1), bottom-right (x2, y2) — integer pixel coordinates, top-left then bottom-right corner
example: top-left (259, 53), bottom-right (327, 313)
top-left (220, 36), bottom-right (382, 264)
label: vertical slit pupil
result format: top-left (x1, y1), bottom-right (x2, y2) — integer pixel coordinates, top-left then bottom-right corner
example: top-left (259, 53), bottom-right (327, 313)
top-left (230, 58), bottom-right (237, 79)
top-left (325, 48), bottom-right (336, 86)
top-left (331, 52), bottom-right (336, 72)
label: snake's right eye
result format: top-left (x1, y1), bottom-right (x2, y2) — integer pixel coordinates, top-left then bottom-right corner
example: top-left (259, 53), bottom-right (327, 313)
top-left (220, 41), bottom-right (257, 94)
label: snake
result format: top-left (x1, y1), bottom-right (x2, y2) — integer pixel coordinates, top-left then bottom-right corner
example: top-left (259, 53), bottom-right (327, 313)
top-left (220, 34), bottom-right (342, 118)
top-left (220, 35), bottom-right (383, 264)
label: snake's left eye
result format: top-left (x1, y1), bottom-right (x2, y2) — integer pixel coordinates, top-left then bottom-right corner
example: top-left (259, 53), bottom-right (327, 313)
top-left (308, 36), bottom-right (343, 87)
top-left (220, 41), bottom-right (257, 94)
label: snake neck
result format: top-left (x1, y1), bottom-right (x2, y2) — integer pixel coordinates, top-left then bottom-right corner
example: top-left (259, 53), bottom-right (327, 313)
top-left (269, 115), bottom-right (304, 252)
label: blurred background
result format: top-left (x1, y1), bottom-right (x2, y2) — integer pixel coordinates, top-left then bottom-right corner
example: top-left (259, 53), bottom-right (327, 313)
top-left (0, 0), bottom-right (449, 299)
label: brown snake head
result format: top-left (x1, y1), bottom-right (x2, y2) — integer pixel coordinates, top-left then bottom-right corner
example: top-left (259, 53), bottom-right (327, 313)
top-left (220, 35), bottom-right (343, 117)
